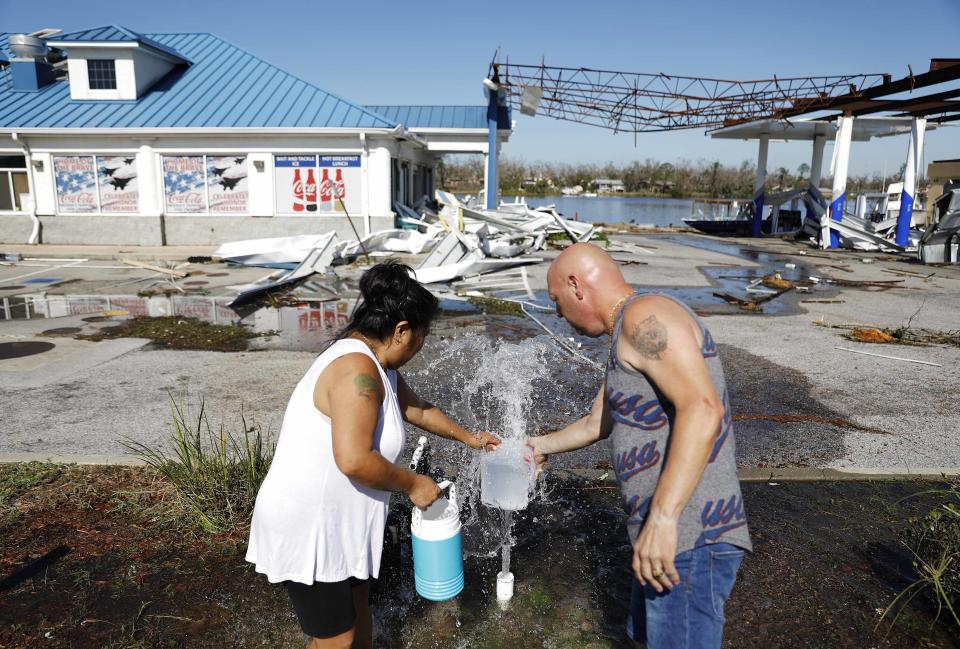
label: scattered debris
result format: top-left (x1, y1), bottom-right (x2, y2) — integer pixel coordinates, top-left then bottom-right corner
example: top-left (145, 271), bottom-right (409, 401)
top-left (732, 413), bottom-right (893, 435)
top-left (120, 259), bottom-right (188, 278)
top-left (814, 321), bottom-right (960, 348)
top-left (800, 299), bottom-right (844, 304)
top-left (835, 346), bottom-right (942, 367)
top-left (79, 316), bottom-right (271, 352)
top-left (713, 292), bottom-right (763, 312)
top-left (214, 233), bottom-right (337, 269)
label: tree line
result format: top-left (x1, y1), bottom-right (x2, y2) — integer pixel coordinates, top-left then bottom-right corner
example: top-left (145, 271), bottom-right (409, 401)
top-left (437, 157), bottom-right (903, 199)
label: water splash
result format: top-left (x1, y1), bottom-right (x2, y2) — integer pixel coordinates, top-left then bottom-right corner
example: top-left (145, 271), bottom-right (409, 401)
top-left (409, 335), bottom-right (572, 560)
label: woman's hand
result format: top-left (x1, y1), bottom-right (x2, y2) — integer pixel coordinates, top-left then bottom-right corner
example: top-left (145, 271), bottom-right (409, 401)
top-left (408, 474), bottom-right (442, 509)
top-left (466, 431), bottom-right (501, 451)
top-left (524, 436), bottom-right (549, 478)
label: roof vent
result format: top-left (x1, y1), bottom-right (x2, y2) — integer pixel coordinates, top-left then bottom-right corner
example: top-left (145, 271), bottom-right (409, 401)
top-left (9, 34), bottom-right (48, 59)
top-left (8, 31), bottom-right (59, 92)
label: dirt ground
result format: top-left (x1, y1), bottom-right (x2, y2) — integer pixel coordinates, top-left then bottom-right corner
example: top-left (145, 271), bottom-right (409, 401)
top-left (1, 464), bottom-right (957, 649)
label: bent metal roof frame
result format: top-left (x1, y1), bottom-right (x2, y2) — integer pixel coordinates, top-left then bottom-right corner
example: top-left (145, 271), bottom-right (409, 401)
top-left (491, 57), bottom-right (960, 133)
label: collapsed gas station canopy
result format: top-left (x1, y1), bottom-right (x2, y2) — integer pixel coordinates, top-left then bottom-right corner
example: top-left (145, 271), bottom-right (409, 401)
top-left (710, 116), bottom-right (938, 143)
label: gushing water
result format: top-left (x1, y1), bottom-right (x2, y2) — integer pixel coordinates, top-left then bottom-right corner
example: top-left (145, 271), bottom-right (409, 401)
top-left (410, 335), bottom-right (569, 564)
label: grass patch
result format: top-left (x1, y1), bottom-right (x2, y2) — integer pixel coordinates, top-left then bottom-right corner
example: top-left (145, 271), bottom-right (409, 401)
top-left (466, 296), bottom-right (524, 316)
top-left (879, 480), bottom-right (960, 631)
top-left (80, 316), bottom-right (270, 352)
top-left (0, 461), bottom-right (61, 506)
top-left (121, 397), bottom-right (274, 534)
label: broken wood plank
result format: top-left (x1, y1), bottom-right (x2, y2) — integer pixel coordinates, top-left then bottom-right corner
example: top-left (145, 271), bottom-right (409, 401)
top-left (120, 259), bottom-right (188, 278)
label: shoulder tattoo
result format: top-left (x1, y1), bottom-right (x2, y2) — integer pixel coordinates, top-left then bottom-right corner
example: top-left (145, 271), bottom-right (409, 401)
top-left (628, 314), bottom-right (668, 360)
top-left (354, 373), bottom-right (380, 401)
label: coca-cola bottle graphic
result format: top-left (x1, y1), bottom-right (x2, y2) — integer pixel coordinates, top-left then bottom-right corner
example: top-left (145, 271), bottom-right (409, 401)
top-left (334, 168), bottom-right (346, 212)
top-left (305, 168), bottom-right (317, 212)
top-left (320, 168), bottom-right (332, 211)
top-left (292, 168), bottom-right (304, 213)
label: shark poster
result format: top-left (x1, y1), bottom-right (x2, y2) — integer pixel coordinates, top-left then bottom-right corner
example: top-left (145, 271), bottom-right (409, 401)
top-left (207, 156), bottom-right (248, 213)
top-left (97, 156), bottom-right (138, 213)
top-left (162, 156), bottom-right (206, 213)
top-left (53, 156), bottom-right (98, 213)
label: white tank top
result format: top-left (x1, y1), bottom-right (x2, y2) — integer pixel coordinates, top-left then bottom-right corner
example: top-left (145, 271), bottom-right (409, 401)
top-left (245, 338), bottom-right (406, 584)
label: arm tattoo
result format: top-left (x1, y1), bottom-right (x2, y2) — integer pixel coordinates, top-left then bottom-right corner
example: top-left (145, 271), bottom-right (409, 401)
top-left (354, 373), bottom-right (380, 401)
top-left (629, 315), bottom-right (668, 360)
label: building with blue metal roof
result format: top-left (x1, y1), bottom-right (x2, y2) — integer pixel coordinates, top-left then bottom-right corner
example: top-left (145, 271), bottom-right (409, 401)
top-left (0, 26), bottom-right (511, 245)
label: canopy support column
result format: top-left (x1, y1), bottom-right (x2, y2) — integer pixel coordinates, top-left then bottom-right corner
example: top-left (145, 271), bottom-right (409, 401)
top-left (486, 85), bottom-right (499, 210)
top-left (752, 134), bottom-right (769, 237)
top-left (827, 115), bottom-right (854, 249)
top-left (895, 117), bottom-right (926, 247)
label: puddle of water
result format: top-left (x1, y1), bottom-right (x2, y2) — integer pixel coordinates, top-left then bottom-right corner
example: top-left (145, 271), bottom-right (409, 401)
top-left (0, 340), bottom-right (56, 360)
top-left (40, 327), bottom-right (82, 336)
top-left (22, 277), bottom-right (63, 285)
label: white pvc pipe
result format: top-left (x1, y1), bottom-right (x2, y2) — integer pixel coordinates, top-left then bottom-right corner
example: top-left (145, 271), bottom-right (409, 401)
top-left (11, 132), bottom-right (40, 244)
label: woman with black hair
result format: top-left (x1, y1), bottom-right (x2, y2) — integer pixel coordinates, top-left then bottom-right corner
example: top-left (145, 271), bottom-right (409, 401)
top-left (246, 262), bottom-right (498, 649)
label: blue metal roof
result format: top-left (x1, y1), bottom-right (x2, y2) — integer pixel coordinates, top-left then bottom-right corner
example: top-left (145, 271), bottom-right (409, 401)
top-left (48, 25), bottom-right (189, 63)
top-left (365, 105), bottom-right (491, 129)
top-left (0, 31), bottom-right (398, 130)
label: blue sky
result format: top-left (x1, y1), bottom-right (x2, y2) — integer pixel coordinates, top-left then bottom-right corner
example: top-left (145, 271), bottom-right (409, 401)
top-left (5, 0), bottom-right (960, 176)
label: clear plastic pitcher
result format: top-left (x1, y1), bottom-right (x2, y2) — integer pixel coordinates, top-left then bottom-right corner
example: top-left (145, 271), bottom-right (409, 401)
top-left (480, 440), bottom-right (535, 511)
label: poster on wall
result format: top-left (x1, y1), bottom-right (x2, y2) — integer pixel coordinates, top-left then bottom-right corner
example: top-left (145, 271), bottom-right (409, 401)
top-left (162, 156), bottom-right (206, 213)
top-left (97, 156), bottom-right (138, 213)
top-left (207, 156), bottom-right (248, 213)
top-left (274, 155), bottom-right (317, 214)
top-left (53, 156), bottom-right (98, 213)
top-left (319, 155), bottom-right (361, 215)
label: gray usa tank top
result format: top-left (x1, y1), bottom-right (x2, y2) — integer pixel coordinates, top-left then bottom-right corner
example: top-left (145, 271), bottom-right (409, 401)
top-left (608, 293), bottom-right (752, 554)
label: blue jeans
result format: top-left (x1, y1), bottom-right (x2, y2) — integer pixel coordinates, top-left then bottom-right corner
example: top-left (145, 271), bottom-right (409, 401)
top-left (626, 542), bottom-right (744, 649)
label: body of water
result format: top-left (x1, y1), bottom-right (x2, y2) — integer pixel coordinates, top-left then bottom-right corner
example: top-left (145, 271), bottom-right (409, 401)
top-left (502, 194), bottom-right (695, 227)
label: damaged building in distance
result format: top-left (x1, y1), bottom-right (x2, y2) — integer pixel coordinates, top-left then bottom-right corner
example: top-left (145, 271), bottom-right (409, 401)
top-left (0, 26), bottom-right (511, 245)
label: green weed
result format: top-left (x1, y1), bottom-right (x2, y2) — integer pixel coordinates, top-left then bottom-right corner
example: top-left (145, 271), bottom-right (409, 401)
top-left (121, 397), bottom-right (274, 534)
top-left (878, 480), bottom-right (960, 631)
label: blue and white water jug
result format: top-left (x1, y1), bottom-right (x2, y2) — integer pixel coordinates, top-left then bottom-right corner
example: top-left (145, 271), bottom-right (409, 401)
top-left (410, 480), bottom-right (464, 601)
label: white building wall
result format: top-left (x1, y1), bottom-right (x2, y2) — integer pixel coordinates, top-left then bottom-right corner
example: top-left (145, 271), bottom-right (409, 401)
top-left (366, 139), bottom-right (394, 217)
top-left (0, 132), bottom-right (407, 245)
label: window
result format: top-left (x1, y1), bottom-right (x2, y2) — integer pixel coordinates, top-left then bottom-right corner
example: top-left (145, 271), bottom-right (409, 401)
top-left (0, 155), bottom-right (29, 213)
top-left (87, 59), bottom-right (117, 90)
top-left (162, 155), bottom-right (249, 214)
top-left (52, 155), bottom-right (139, 214)
top-left (274, 154), bottom-right (361, 216)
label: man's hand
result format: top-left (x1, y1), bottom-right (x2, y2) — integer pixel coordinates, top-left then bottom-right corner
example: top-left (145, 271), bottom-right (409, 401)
top-left (408, 474), bottom-right (442, 510)
top-left (466, 431), bottom-right (501, 451)
top-left (632, 512), bottom-right (681, 593)
top-left (524, 436), bottom-right (549, 478)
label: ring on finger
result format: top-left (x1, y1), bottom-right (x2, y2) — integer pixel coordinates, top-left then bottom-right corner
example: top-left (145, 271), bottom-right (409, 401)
top-left (652, 567), bottom-right (664, 578)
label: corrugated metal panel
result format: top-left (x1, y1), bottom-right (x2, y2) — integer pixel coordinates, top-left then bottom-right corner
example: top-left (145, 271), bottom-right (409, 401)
top-left (48, 25), bottom-right (188, 63)
top-left (0, 31), bottom-right (398, 130)
top-left (364, 105), bottom-right (490, 129)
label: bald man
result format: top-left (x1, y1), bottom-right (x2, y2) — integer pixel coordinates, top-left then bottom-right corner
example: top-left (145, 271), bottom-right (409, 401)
top-left (527, 243), bottom-right (751, 649)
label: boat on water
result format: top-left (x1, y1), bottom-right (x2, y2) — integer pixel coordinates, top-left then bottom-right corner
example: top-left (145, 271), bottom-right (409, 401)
top-left (682, 198), bottom-right (783, 235)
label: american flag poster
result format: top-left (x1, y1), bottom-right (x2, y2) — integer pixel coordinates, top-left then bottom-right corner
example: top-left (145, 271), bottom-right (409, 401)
top-left (54, 156), bottom-right (98, 213)
top-left (206, 156), bottom-right (248, 213)
top-left (163, 156), bottom-right (206, 213)
top-left (97, 156), bottom-right (139, 213)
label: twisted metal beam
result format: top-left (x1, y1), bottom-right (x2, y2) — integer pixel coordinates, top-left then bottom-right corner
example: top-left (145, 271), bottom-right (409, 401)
top-left (492, 60), bottom-right (893, 132)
